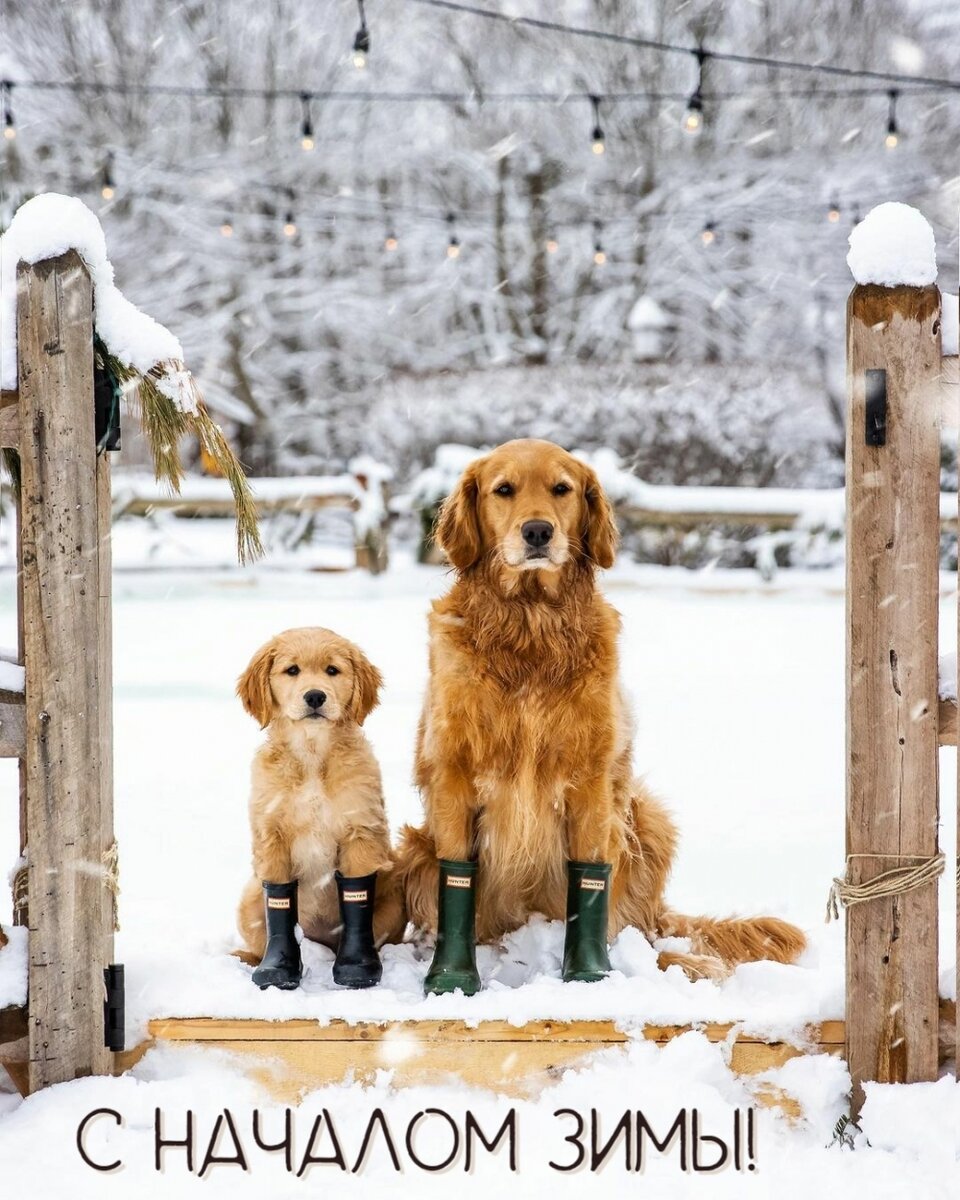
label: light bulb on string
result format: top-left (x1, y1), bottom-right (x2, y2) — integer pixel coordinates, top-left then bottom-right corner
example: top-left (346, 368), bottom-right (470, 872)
top-left (283, 210), bottom-right (297, 237)
top-left (683, 49), bottom-right (707, 134)
top-left (884, 89), bottom-right (900, 149)
top-left (2, 82), bottom-right (14, 140)
top-left (220, 217), bottom-right (234, 238)
top-left (700, 220), bottom-right (717, 246)
top-left (353, 0), bottom-right (370, 69)
top-left (827, 199), bottom-right (841, 223)
top-left (446, 212), bottom-right (460, 258)
top-left (592, 220), bottom-right (606, 266)
top-left (100, 152), bottom-right (116, 200)
top-left (300, 93), bottom-right (314, 151)
top-left (545, 235), bottom-right (559, 254)
top-left (589, 95), bottom-right (605, 154)
top-left (384, 232), bottom-right (398, 251)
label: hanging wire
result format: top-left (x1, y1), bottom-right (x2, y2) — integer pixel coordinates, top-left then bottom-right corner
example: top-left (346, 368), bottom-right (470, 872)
top-left (683, 49), bottom-right (706, 133)
top-left (400, 0), bottom-right (960, 91)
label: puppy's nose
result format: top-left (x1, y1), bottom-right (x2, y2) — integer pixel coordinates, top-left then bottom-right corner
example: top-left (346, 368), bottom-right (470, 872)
top-left (303, 690), bottom-right (327, 710)
top-left (521, 520), bottom-right (554, 549)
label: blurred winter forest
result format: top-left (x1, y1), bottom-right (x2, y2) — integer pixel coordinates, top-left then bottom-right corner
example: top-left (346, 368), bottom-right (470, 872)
top-left (2, 0), bottom-right (958, 491)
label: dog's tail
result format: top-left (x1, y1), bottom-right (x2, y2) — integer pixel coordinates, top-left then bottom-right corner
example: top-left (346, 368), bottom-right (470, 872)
top-left (656, 909), bottom-right (807, 972)
top-left (392, 824), bottom-right (440, 936)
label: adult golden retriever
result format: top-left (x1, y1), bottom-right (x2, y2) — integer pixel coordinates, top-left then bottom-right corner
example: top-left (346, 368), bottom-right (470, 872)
top-left (397, 439), bottom-right (805, 979)
top-left (236, 628), bottom-right (404, 960)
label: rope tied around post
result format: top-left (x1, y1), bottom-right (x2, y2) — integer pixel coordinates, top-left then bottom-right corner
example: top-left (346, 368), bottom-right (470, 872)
top-left (826, 851), bottom-right (945, 922)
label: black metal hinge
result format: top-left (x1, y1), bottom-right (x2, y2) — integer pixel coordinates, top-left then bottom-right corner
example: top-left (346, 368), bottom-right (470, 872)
top-left (103, 963), bottom-right (125, 1051)
top-left (865, 369), bottom-right (887, 447)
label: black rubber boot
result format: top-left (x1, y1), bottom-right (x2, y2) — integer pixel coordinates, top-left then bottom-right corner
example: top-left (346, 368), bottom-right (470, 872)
top-left (333, 871), bottom-right (382, 989)
top-left (423, 858), bottom-right (481, 996)
top-left (562, 861), bottom-right (612, 983)
top-left (252, 880), bottom-right (302, 990)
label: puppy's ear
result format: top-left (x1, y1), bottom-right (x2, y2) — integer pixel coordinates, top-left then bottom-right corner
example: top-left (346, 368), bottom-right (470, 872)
top-left (348, 649), bottom-right (383, 726)
top-left (435, 462), bottom-right (482, 571)
top-left (237, 640), bottom-right (276, 729)
top-left (581, 465), bottom-right (619, 569)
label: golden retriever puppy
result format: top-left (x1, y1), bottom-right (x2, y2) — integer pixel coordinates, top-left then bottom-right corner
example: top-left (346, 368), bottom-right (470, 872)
top-left (396, 439), bottom-right (806, 993)
top-left (236, 627), bottom-right (404, 989)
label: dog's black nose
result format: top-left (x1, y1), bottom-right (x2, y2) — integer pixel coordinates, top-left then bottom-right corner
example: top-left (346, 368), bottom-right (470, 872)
top-left (521, 520), bottom-right (554, 549)
top-left (303, 690), bottom-right (327, 710)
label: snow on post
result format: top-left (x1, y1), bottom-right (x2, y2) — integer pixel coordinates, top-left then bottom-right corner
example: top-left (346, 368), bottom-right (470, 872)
top-left (846, 202), bottom-right (937, 288)
top-left (0, 193), bottom-right (261, 562)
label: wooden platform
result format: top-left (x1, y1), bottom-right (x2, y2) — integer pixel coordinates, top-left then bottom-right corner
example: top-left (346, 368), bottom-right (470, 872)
top-left (0, 1012), bottom-right (844, 1113)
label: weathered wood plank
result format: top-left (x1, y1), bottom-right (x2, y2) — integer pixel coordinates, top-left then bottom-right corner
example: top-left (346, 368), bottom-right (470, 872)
top-left (97, 451), bottom-right (117, 962)
top-left (146, 1016), bottom-right (845, 1046)
top-left (846, 283), bottom-right (942, 1110)
top-left (18, 252), bottom-right (111, 1090)
top-left (0, 688), bottom-right (25, 758)
top-left (0, 1005), bottom-right (27, 1045)
top-left (0, 404), bottom-right (18, 450)
top-left (938, 696), bottom-right (957, 746)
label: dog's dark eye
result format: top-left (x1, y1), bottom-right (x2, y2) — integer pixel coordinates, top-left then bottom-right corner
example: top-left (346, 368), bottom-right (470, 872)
top-left (284, 665), bottom-right (300, 676)
top-left (494, 483), bottom-right (514, 497)
top-left (552, 483), bottom-right (572, 496)
top-left (325, 665), bottom-right (340, 676)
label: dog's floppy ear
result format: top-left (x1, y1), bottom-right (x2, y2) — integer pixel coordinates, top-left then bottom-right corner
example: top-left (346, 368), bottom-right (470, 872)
top-left (237, 639), bottom-right (277, 729)
top-left (435, 462), bottom-right (482, 571)
top-left (348, 648), bottom-right (383, 726)
top-left (581, 464), bottom-right (619, 569)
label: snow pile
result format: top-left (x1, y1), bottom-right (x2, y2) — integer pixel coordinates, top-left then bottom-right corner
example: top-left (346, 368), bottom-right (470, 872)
top-left (938, 651), bottom-right (956, 702)
top-left (127, 917), bottom-right (833, 1046)
top-left (0, 193), bottom-right (194, 408)
top-left (0, 660), bottom-right (24, 693)
top-left (410, 443), bottom-right (485, 508)
top-left (349, 456), bottom-right (394, 538)
top-left (860, 1076), bottom-right (960, 1163)
top-left (0, 925), bottom-right (27, 1008)
top-left (942, 292), bottom-right (959, 357)
top-left (846, 202), bottom-right (937, 288)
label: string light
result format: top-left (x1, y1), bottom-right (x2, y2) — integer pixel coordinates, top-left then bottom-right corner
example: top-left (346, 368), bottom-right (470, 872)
top-left (220, 217), bottom-right (234, 237)
top-left (545, 235), bottom-right (559, 253)
top-left (100, 152), bottom-right (115, 200)
top-left (589, 95), bottom-right (605, 154)
top-left (827, 198), bottom-right (841, 223)
top-left (283, 209), bottom-right (297, 237)
top-left (683, 49), bottom-right (706, 134)
top-left (353, 0), bottom-right (370, 69)
top-left (300, 93), bottom-right (315, 150)
top-left (592, 220), bottom-right (606, 265)
top-left (700, 220), bottom-right (717, 245)
top-left (384, 231), bottom-right (398, 251)
top-left (885, 89), bottom-right (900, 148)
top-left (445, 212), bottom-right (460, 257)
top-left (2, 82), bottom-right (14, 140)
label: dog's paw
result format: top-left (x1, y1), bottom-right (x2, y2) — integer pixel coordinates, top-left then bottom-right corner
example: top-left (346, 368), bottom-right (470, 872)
top-left (657, 950), bottom-right (730, 983)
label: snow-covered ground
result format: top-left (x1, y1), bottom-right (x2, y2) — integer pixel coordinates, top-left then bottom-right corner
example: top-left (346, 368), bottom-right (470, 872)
top-left (0, 553), bottom-right (957, 1193)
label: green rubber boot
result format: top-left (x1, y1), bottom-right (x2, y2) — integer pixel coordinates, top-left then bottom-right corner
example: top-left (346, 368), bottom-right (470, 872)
top-left (562, 861), bottom-right (612, 983)
top-left (423, 858), bottom-right (481, 996)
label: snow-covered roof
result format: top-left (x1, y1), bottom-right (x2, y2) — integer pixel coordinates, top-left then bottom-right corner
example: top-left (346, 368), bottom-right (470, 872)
top-left (627, 295), bottom-right (672, 330)
top-left (846, 201), bottom-right (937, 288)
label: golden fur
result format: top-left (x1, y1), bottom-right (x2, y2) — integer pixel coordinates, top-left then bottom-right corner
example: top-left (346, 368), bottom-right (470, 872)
top-left (236, 627), bottom-right (404, 959)
top-left (396, 439), bottom-right (806, 979)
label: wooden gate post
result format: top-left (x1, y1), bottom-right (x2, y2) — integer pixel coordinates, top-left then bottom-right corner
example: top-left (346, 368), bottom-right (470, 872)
top-left (845, 283), bottom-right (942, 1109)
top-left (17, 251), bottom-right (114, 1090)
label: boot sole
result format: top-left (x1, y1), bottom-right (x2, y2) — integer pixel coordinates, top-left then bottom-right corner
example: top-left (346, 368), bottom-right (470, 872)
top-left (562, 971), bottom-right (609, 983)
top-left (423, 975), bottom-right (481, 996)
top-left (333, 967), bottom-right (383, 989)
top-left (252, 972), bottom-right (302, 990)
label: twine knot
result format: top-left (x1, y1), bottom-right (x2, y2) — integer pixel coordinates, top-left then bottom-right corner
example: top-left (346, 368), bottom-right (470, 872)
top-left (826, 851), bottom-right (945, 922)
